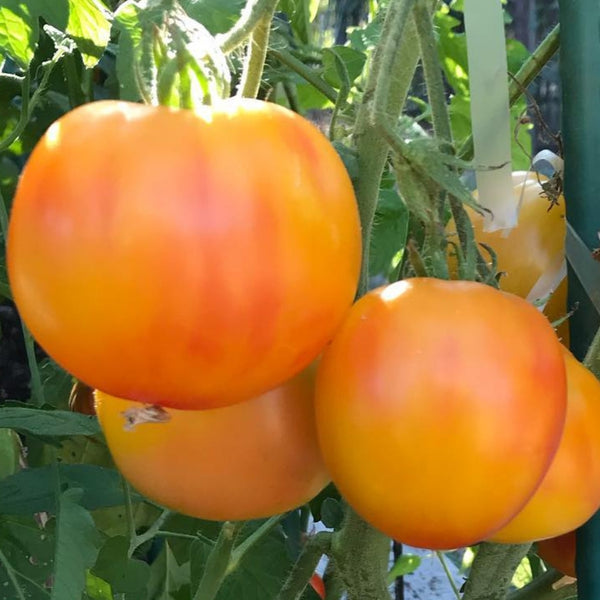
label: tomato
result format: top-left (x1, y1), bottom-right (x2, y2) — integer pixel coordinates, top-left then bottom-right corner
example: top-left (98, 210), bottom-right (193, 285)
top-left (448, 171), bottom-right (568, 343)
top-left (8, 99), bottom-right (361, 410)
top-left (315, 278), bottom-right (567, 550)
top-left (490, 348), bottom-right (600, 543)
top-left (537, 531), bottom-right (576, 578)
top-left (95, 365), bottom-right (329, 521)
top-left (310, 573), bottom-right (326, 599)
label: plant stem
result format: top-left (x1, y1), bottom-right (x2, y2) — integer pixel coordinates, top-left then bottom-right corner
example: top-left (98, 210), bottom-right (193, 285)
top-left (458, 24), bottom-right (560, 160)
top-left (352, 0), bottom-right (435, 296)
top-left (270, 49), bottom-right (337, 103)
top-left (0, 45), bottom-right (68, 153)
top-left (217, 0), bottom-right (280, 54)
top-left (508, 569), bottom-right (577, 600)
top-left (276, 531), bottom-right (332, 600)
top-left (583, 323), bottom-right (600, 375)
top-left (414, 2), bottom-right (453, 144)
top-left (21, 323), bottom-right (44, 405)
top-left (370, 0), bottom-right (418, 128)
top-left (122, 477), bottom-right (137, 556)
top-left (462, 542), bottom-right (531, 600)
top-left (228, 514), bottom-right (285, 572)
top-left (237, 6), bottom-right (276, 98)
top-left (0, 547), bottom-right (27, 600)
top-left (192, 521), bottom-right (243, 600)
top-left (330, 507), bottom-right (392, 600)
top-left (130, 509), bottom-right (173, 555)
top-left (435, 552), bottom-right (461, 600)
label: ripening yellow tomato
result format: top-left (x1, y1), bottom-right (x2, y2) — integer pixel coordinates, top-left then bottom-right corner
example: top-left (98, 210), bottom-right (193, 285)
top-left (315, 278), bottom-right (567, 550)
top-left (448, 171), bottom-right (568, 343)
top-left (8, 99), bottom-right (361, 410)
top-left (95, 366), bottom-right (330, 521)
top-left (490, 348), bottom-right (600, 543)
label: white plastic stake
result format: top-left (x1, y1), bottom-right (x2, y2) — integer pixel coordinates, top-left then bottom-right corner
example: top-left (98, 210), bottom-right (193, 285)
top-left (464, 0), bottom-right (516, 232)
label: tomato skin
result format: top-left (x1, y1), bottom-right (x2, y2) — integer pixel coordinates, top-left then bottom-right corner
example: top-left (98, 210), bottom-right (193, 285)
top-left (537, 531), bottom-right (576, 578)
top-left (449, 172), bottom-right (568, 343)
top-left (8, 99), bottom-right (361, 410)
top-left (315, 278), bottom-right (567, 550)
top-left (310, 574), bottom-right (326, 598)
top-left (95, 366), bottom-right (330, 521)
top-left (490, 349), bottom-right (600, 543)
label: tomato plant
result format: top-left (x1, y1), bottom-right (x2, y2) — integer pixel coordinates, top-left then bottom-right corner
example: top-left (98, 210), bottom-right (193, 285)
top-left (315, 278), bottom-right (567, 550)
top-left (489, 348), bottom-right (600, 543)
top-left (95, 365), bottom-right (330, 521)
top-left (7, 98), bottom-right (361, 410)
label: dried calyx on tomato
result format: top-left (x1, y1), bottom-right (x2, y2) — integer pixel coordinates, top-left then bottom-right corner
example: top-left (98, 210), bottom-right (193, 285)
top-left (95, 364), bottom-right (330, 521)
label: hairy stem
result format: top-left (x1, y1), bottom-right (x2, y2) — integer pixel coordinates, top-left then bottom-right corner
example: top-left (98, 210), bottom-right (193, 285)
top-left (352, 0), bottom-right (435, 295)
top-left (276, 532), bottom-right (332, 600)
top-left (237, 6), bottom-right (276, 98)
top-left (330, 508), bottom-right (392, 600)
top-left (462, 542), bottom-right (531, 600)
top-left (228, 514), bottom-right (285, 572)
top-left (192, 522), bottom-right (243, 600)
top-left (414, 2), bottom-right (453, 144)
top-left (508, 569), bottom-right (577, 600)
top-left (218, 0), bottom-right (280, 54)
top-left (270, 49), bottom-right (337, 103)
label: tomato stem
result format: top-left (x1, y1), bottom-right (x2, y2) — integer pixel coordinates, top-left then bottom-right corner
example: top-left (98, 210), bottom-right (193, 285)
top-left (276, 531), bottom-right (331, 600)
top-left (227, 513), bottom-right (286, 572)
top-left (129, 508), bottom-right (173, 556)
top-left (351, 0), bottom-right (436, 295)
top-left (330, 507), bottom-right (392, 600)
top-left (192, 521), bottom-right (243, 600)
top-left (435, 552), bottom-right (461, 600)
top-left (270, 49), bottom-right (337, 103)
top-left (236, 4), bottom-right (276, 98)
top-left (462, 542), bottom-right (531, 600)
top-left (507, 568), bottom-right (577, 600)
top-left (217, 0), bottom-right (279, 54)
top-left (414, 3), bottom-right (452, 146)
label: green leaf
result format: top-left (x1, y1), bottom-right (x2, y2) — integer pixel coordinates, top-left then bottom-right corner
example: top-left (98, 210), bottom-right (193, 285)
top-left (92, 536), bottom-right (151, 596)
top-left (0, 1), bottom-right (39, 68)
top-left (181, 0), bottom-right (244, 34)
top-left (63, 0), bottom-right (112, 68)
top-left (386, 553), bottom-right (422, 582)
top-left (0, 428), bottom-right (20, 479)
top-left (0, 464), bottom-right (142, 514)
top-left (191, 523), bottom-right (293, 600)
top-left (320, 497), bottom-right (344, 530)
top-left (0, 406), bottom-right (100, 437)
top-left (370, 188), bottom-right (409, 278)
top-left (51, 488), bottom-right (102, 600)
top-left (278, 0), bottom-right (312, 45)
top-left (85, 570), bottom-right (114, 600)
top-left (322, 46), bottom-right (366, 89)
top-left (0, 515), bottom-right (55, 599)
top-left (147, 541), bottom-right (191, 600)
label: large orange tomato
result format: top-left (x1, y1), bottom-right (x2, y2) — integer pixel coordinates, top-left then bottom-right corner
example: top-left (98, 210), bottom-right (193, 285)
top-left (490, 348), bottom-right (600, 543)
top-left (315, 278), bottom-right (567, 550)
top-left (537, 531), bottom-right (576, 578)
top-left (8, 99), bottom-right (361, 410)
top-left (448, 171), bottom-right (568, 342)
top-left (95, 366), bottom-right (329, 520)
